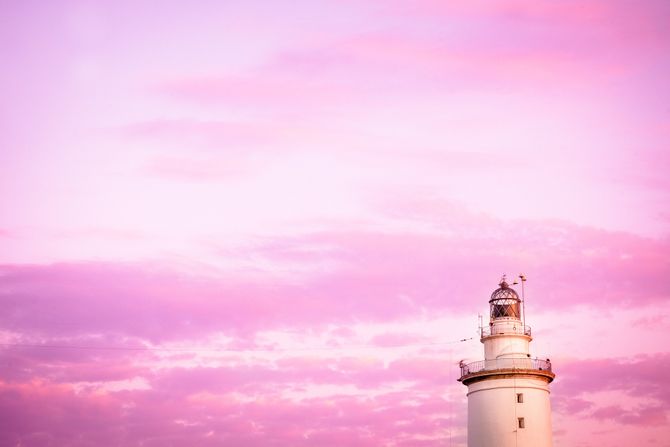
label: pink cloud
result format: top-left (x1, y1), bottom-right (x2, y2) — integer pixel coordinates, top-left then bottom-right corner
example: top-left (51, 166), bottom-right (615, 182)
top-left (1, 213), bottom-right (667, 343)
top-left (0, 380), bottom-right (122, 446)
top-left (0, 376), bottom-right (460, 447)
top-left (143, 155), bottom-right (249, 181)
top-left (369, 332), bottom-right (430, 347)
top-left (155, 0), bottom-right (670, 116)
top-left (590, 404), bottom-right (666, 427)
top-left (123, 119), bottom-right (276, 150)
top-left (553, 354), bottom-right (670, 426)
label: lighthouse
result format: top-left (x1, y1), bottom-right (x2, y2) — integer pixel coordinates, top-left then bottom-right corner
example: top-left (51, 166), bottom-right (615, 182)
top-left (458, 277), bottom-right (555, 447)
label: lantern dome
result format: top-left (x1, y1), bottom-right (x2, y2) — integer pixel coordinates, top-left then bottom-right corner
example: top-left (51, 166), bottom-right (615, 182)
top-left (490, 280), bottom-right (520, 301)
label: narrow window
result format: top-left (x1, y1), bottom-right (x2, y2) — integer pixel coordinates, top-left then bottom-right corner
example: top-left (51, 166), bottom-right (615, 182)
top-left (517, 393), bottom-right (524, 403)
top-left (518, 418), bottom-right (525, 429)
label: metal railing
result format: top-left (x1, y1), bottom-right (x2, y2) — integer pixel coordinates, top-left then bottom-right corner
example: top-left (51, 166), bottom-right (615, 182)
top-left (480, 324), bottom-right (531, 338)
top-left (459, 357), bottom-right (552, 378)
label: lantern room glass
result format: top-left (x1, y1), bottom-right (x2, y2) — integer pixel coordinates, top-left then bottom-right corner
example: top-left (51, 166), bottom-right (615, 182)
top-left (489, 280), bottom-right (521, 320)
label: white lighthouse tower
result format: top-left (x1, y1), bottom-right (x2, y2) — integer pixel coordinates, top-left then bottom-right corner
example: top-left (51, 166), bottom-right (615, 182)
top-left (458, 277), bottom-right (555, 447)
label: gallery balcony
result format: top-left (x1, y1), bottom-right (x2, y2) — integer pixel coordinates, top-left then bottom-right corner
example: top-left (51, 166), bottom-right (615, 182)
top-left (480, 324), bottom-right (532, 338)
top-left (458, 357), bottom-right (555, 385)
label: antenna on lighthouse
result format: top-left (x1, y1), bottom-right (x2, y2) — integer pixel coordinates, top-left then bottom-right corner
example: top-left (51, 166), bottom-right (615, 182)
top-left (519, 274), bottom-right (527, 328)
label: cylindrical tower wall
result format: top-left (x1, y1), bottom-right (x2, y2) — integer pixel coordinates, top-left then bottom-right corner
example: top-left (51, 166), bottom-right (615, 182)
top-left (483, 335), bottom-right (530, 360)
top-left (467, 377), bottom-right (553, 447)
top-left (489, 318), bottom-right (521, 332)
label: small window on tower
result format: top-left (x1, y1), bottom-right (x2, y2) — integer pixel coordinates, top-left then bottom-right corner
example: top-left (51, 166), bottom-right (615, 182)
top-left (518, 418), bottom-right (525, 429)
top-left (517, 393), bottom-right (524, 403)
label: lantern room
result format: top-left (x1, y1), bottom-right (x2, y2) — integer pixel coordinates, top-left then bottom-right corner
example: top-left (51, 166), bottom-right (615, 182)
top-left (489, 278), bottom-right (521, 320)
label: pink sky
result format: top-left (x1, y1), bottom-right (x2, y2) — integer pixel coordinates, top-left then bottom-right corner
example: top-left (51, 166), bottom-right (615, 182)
top-left (1, 1), bottom-right (669, 446)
